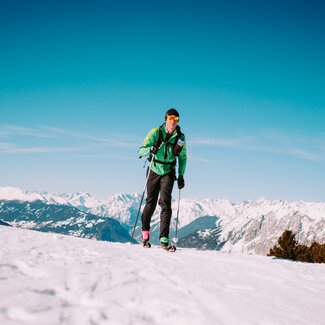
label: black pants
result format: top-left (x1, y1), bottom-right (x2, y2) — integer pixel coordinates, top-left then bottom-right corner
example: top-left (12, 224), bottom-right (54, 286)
top-left (141, 170), bottom-right (175, 239)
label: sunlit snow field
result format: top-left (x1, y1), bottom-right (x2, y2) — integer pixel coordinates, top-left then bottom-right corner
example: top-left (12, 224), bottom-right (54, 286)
top-left (1, 226), bottom-right (325, 325)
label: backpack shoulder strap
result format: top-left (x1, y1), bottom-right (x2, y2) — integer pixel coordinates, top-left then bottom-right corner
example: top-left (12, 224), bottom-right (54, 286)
top-left (154, 124), bottom-right (164, 148)
top-left (174, 125), bottom-right (184, 145)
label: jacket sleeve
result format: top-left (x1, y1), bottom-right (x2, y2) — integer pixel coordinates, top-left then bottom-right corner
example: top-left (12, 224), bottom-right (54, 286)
top-left (138, 128), bottom-right (159, 157)
top-left (178, 136), bottom-right (187, 176)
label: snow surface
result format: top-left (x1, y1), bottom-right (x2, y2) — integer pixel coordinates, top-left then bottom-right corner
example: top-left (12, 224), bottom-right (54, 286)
top-left (1, 226), bottom-right (325, 325)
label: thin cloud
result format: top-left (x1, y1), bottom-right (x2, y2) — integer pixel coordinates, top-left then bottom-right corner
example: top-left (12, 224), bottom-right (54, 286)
top-left (40, 126), bottom-right (137, 147)
top-left (189, 136), bottom-right (254, 147)
top-left (188, 155), bottom-right (215, 164)
top-left (0, 143), bottom-right (15, 152)
top-left (286, 148), bottom-right (318, 162)
top-left (0, 142), bottom-right (89, 154)
top-left (0, 124), bottom-right (136, 146)
top-left (190, 132), bottom-right (324, 162)
top-left (0, 125), bottom-right (57, 138)
top-left (0, 124), bottom-right (140, 155)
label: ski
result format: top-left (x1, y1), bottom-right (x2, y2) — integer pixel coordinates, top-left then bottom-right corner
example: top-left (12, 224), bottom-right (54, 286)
top-left (142, 241), bottom-right (151, 248)
top-left (142, 242), bottom-right (176, 252)
top-left (161, 244), bottom-right (177, 252)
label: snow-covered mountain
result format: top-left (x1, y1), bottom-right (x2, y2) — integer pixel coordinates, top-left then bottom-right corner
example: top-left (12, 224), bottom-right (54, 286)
top-left (0, 187), bottom-right (106, 215)
top-left (1, 186), bottom-right (325, 255)
top-left (177, 198), bottom-right (325, 255)
top-left (0, 199), bottom-right (134, 243)
top-left (0, 219), bottom-right (11, 227)
top-left (1, 226), bottom-right (325, 325)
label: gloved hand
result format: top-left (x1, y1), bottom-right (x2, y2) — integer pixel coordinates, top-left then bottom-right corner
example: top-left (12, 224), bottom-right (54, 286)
top-left (178, 175), bottom-right (185, 189)
top-left (150, 146), bottom-right (159, 155)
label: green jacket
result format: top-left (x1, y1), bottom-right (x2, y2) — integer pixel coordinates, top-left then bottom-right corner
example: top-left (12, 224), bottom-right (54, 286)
top-left (138, 124), bottom-right (187, 176)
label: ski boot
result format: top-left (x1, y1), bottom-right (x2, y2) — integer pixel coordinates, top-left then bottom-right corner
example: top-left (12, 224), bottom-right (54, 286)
top-left (142, 230), bottom-right (151, 248)
top-left (160, 237), bottom-right (176, 252)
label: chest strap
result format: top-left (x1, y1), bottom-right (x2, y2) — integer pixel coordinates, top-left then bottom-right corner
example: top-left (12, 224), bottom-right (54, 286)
top-left (153, 158), bottom-right (176, 166)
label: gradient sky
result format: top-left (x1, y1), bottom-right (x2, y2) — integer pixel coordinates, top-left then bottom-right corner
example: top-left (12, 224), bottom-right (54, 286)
top-left (1, 0), bottom-right (325, 202)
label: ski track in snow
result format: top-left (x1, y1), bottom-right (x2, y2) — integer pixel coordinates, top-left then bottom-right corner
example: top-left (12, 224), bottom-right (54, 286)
top-left (1, 227), bottom-right (325, 325)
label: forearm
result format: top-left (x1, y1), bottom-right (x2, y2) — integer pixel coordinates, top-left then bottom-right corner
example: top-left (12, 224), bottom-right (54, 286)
top-left (178, 158), bottom-right (187, 176)
top-left (138, 128), bottom-right (159, 157)
top-left (178, 142), bottom-right (187, 176)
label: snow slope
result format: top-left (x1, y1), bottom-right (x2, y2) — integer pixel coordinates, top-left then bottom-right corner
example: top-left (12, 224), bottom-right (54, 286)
top-left (1, 226), bottom-right (325, 325)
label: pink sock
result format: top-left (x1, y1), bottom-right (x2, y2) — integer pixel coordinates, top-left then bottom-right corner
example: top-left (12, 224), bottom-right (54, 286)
top-left (142, 230), bottom-right (150, 241)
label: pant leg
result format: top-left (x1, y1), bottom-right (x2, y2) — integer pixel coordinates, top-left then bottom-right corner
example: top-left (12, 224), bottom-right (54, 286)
top-left (141, 170), bottom-right (161, 231)
top-left (158, 172), bottom-right (175, 239)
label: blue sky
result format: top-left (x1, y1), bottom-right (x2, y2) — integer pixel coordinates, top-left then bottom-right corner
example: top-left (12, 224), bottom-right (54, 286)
top-left (1, 0), bottom-right (325, 202)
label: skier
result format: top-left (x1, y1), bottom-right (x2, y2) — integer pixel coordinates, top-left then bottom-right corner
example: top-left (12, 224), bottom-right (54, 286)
top-left (138, 108), bottom-right (187, 251)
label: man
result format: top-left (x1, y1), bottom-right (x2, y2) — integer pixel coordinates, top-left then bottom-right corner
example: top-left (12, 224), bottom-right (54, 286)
top-left (138, 108), bottom-right (187, 251)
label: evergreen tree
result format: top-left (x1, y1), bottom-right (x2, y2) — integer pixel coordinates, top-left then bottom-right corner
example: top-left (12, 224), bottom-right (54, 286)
top-left (309, 243), bottom-right (325, 263)
top-left (268, 229), bottom-right (325, 263)
top-left (268, 229), bottom-right (297, 260)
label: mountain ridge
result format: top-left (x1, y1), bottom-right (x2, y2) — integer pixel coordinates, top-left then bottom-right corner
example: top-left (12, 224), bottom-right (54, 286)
top-left (1, 186), bottom-right (325, 254)
top-left (0, 199), bottom-right (134, 243)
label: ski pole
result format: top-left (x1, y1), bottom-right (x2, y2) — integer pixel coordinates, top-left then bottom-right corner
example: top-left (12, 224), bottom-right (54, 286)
top-left (131, 154), bottom-right (155, 241)
top-left (172, 188), bottom-right (181, 246)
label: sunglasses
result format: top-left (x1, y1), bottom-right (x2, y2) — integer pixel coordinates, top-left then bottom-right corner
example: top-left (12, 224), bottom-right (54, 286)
top-left (166, 115), bottom-right (179, 121)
